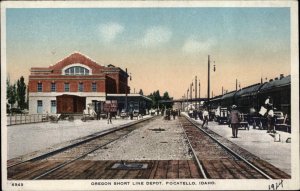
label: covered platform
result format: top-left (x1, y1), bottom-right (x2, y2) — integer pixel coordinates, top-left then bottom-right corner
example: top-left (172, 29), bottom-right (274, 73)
top-left (106, 93), bottom-right (152, 114)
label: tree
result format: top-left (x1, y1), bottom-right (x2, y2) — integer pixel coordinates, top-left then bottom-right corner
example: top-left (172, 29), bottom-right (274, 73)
top-left (153, 90), bottom-right (161, 108)
top-left (17, 76), bottom-right (27, 110)
top-left (7, 78), bottom-right (17, 109)
top-left (147, 90), bottom-right (173, 109)
top-left (147, 90), bottom-right (164, 109)
top-left (162, 91), bottom-right (170, 100)
top-left (147, 93), bottom-right (154, 108)
top-left (162, 91), bottom-right (173, 109)
top-left (138, 89), bottom-right (144, 95)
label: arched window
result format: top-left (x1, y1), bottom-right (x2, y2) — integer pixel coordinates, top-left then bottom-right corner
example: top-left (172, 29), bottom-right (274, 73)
top-left (65, 66), bottom-right (89, 75)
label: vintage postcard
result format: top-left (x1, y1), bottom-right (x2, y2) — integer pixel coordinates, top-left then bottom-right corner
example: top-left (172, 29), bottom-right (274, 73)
top-left (1, 0), bottom-right (299, 190)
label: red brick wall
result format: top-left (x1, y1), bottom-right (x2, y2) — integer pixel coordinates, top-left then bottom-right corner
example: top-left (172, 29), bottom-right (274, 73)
top-left (28, 79), bottom-right (106, 92)
top-left (28, 53), bottom-right (128, 94)
top-left (105, 76), bottom-right (117, 94)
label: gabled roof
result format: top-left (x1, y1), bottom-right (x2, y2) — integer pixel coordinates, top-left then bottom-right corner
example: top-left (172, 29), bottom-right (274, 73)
top-left (49, 52), bottom-right (104, 70)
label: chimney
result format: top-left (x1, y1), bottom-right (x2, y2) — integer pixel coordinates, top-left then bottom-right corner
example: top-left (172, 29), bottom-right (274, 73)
top-left (280, 74), bottom-right (284, 79)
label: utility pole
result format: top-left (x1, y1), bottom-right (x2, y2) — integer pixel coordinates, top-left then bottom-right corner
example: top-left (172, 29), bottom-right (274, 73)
top-left (236, 79), bottom-right (238, 91)
top-left (198, 81), bottom-right (200, 98)
top-left (207, 55), bottom-right (210, 110)
top-left (125, 68), bottom-right (128, 111)
top-left (183, 94), bottom-right (185, 111)
top-left (195, 77), bottom-right (197, 109)
top-left (125, 69), bottom-right (132, 112)
top-left (187, 88), bottom-right (189, 107)
top-left (222, 86), bottom-right (224, 95)
top-left (190, 83), bottom-right (193, 100)
top-left (198, 81), bottom-right (201, 108)
top-left (195, 76), bottom-right (197, 100)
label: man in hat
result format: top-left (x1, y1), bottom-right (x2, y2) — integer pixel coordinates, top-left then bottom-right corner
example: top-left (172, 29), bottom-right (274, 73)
top-left (229, 105), bottom-right (241, 138)
top-left (202, 107), bottom-right (209, 128)
top-left (267, 104), bottom-right (275, 133)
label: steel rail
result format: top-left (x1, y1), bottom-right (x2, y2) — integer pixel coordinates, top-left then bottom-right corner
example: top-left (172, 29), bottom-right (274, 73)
top-left (33, 116), bottom-right (158, 179)
top-left (8, 116), bottom-right (155, 168)
top-left (179, 121), bottom-right (208, 179)
top-left (183, 115), bottom-right (272, 179)
top-left (33, 134), bottom-right (120, 180)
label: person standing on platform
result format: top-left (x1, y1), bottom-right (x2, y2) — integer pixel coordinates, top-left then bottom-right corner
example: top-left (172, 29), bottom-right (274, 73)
top-left (107, 112), bottom-right (112, 124)
top-left (172, 109), bottom-right (176, 120)
top-left (96, 110), bottom-right (100, 120)
top-left (202, 108), bottom-right (209, 128)
top-left (267, 104), bottom-right (275, 133)
top-left (265, 96), bottom-right (272, 106)
top-left (229, 105), bottom-right (241, 138)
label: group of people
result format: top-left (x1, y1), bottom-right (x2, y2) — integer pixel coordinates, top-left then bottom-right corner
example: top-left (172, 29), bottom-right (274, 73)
top-left (187, 108), bottom-right (209, 128)
top-left (198, 96), bottom-right (276, 138)
top-left (197, 105), bottom-right (242, 138)
top-left (164, 109), bottom-right (180, 120)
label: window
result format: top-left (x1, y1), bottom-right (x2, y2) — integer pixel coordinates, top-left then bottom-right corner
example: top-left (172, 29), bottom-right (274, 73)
top-left (51, 100), bottom-right (56, 107)
top-left (65, 66), bottom-right (89, 75)
top-left (37, 100), bottom-right (43, 113)
top-left (78, 83), bottom-right (83, 92)
top-left (51, 83), bottom-right (56, 92)
top-left (75, 67), bottom-right (80, 74)
top-left (64, 83), bottom-right (70, 92)
top-left (92, 82), bottom-right (97, 92)
top-left (51, 100), bottom-right (56, 113)
top-left (37, 100), bottom-right (43, 106)
top-left (37, 83), bottom-right (43, 92)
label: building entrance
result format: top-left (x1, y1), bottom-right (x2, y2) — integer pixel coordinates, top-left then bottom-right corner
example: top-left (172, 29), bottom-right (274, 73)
top-left (56, 95), bottom-right (86, 113)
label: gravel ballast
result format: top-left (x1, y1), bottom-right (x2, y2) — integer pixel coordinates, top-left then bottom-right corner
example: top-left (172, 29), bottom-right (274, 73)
top-left (85, 117), bottom-right (192, 160)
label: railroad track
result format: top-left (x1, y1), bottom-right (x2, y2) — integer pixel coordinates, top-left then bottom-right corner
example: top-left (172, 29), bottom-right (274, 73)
top-left (7, 116), bottom-right (156, 180)
top-left (179, 115), bottom-right (290, 179)
top-left (8, 115), bottom-right (290, 180)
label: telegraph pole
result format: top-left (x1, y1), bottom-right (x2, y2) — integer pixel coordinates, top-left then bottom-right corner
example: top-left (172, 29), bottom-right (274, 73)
top-left (195, 76), bottom-right (197, 99)
top-left (125, 68), bottom-right (128, 111)
top-left (187, 89), bottom-right (189, 107)
top-left (190, 83), bottom-right (193, 99)
top-left (199, 81), bottom-right (200, 98)
top-left (195, 76), bottom-right (197, 108)
top-left (207, 55), bottom-right (210, 110)
top-left (198, 81), bottom-right (201, 108)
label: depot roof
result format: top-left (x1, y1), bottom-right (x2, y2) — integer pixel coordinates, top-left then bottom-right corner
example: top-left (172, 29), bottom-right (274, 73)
top-left (107, 93), bottom-right (152, 101)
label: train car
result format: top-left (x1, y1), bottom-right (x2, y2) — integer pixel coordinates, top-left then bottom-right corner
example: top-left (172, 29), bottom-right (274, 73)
top-left (234, 83), bottom-right (264, 114)
top-left (210, 95), bottom-right (223, 109)
top-left (258, 75), bottom-right (291, 118)
top-left (220, 90), bottom-right (237, 109)
top-left (205, 74), bottom-right (291, 131)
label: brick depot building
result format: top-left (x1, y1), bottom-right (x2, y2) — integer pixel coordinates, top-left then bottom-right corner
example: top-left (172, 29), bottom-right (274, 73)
top-left (28, 52), bottom-right (151, 114)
